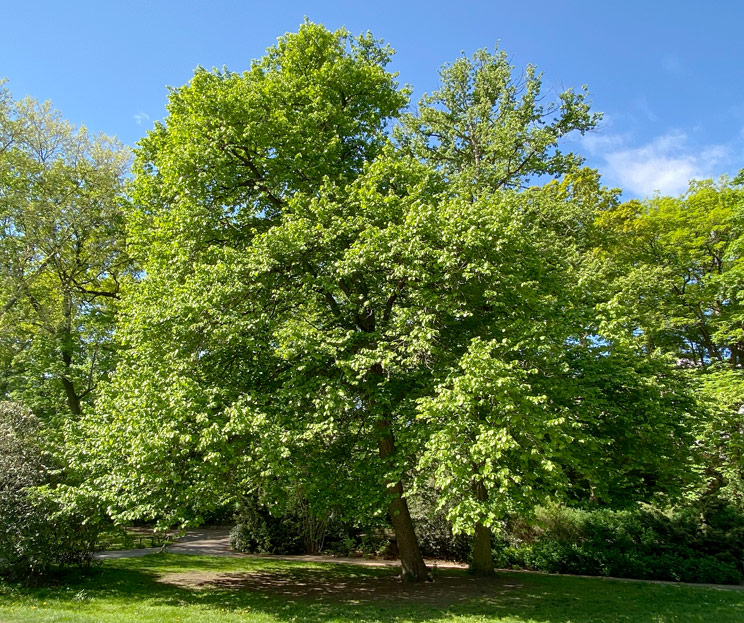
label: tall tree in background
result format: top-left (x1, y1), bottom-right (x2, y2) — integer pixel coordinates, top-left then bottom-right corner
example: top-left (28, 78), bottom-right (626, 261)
top-left (595, 174), bottom-right (744, 508)
top-left (596, 174), bottom-right (744, 365)
top-left (0, 82), bottom-right (130, 420)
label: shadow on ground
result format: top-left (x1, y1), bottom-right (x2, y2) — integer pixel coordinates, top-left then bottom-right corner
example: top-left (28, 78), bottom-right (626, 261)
top-left (158, 565), bottom-right (524, 607)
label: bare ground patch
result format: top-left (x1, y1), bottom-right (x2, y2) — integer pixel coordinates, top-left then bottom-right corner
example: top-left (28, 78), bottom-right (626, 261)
top-left (157, 568), bottom-right (528, 607)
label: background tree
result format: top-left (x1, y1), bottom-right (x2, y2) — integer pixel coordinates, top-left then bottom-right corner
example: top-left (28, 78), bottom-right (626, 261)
top-left (0, 82), bottom-right (130, 420)
top-left (594, 174), bottom-right (744, 509)
top-left (595, 174), bottom-right (744, 365)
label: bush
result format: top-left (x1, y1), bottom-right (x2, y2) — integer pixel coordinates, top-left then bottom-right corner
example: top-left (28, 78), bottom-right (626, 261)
top-left (230, 497), bottom-right (304, 554)
top-left (408, 487), bottom-right (470, 562)
top-left (0, 402), bottom-right (100, 580)
top-left (229, 495), bottom-right (391, 557)
top-left (498, 504), bottom-right (744, 585)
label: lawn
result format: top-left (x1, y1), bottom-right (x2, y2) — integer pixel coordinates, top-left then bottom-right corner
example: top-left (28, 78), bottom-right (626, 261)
top-left (0, 554), bottom-right (741, 623)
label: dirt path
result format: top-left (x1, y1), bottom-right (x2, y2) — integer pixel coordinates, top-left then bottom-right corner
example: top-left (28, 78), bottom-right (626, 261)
top-left (96, 528), bottom-right (466, 569)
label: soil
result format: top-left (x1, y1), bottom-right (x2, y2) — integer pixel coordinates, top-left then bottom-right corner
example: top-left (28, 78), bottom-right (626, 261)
top-left (157, 568), bottom-right (527, 606)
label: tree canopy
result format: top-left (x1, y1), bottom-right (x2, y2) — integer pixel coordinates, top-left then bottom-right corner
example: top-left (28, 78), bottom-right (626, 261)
top-left (0, 82), bottom-right (130, 420)
top-left (397, 48), bottom-right (600, 197)
top-left (594, 174), bottom-right (744, 509)
top-left (70, 23), bottom-right (700, 581)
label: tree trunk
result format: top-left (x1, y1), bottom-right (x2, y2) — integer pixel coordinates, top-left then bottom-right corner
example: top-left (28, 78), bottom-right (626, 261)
top-left (61, 376), bottom-right (82, 416)
top-left (60, 299), bottom-right (82, 416)
top-left (470, 479), bottom-right (495, 575)
top-left (377, 417), bottom-right (429, 582)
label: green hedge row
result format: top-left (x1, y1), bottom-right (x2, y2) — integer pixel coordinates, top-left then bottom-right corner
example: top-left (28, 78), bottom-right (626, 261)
top-left (496, 504), bottom-right (744, 585)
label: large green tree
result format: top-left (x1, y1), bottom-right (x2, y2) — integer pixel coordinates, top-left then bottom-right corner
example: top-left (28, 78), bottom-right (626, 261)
top-left (0, 82), bottom-right (130, 420)
top-left (79, 23), bottom-right (439, 579)
top-left (78, 25), bottom-right (688, 583)
top-left (395, 50), bottom-right (687, 575)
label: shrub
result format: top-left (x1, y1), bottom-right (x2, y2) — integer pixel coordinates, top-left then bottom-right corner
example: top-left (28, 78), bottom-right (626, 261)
top-left (229, 495), bottom-right (391, 557)
top-left (498, 503), bottom-right (743, 585)
top-left (404, 486), bottom-right (470, 561)
top-left (0, 402), bottom-right (100, 580)
top-left (230, 497), bottom-right (304, 554)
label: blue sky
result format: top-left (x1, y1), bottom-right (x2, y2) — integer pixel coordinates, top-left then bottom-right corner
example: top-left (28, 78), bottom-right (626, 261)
top-left (3, 0), bottom-right (742, 197)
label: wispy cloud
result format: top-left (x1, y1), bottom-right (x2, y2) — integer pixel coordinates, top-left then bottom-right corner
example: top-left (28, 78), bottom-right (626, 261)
top-left (583, 130), bottom-right (729, 197)
top-left (133, 112), bottom-right (150, 126)
top-left (662, 53), bottom-right (683, 76)
top-left (631, 96), bottom-right (657, 122)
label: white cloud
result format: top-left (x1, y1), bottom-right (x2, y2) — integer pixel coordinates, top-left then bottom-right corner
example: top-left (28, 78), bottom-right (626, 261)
top-left (580, 132), bottom-right (627, 153)
top-left (583, 130), bottom-right (729, 197)
top-left (133, 112), bottom-right (150, 126)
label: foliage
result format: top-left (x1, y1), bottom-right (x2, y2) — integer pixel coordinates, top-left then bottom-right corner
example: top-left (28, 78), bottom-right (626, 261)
top-left (693, 367), bottom-right (744, 507)
top-left (0, 83), bottom-right (125, 576)
top-left (397, 58), bottom-right (686, 562)
top-left (230, 498), bottom-right (304, 555)
top-left (596, 174), bottom-right (744, 365)
top-left (229, 493), bottom-right (388, 556)
top-left (0, 81), bottom-right (130, 420)
top-left (414, 177), bottom-right (693, 540)
top-left (397, 47), bottom-right (600, 197)
top-left (0, 402), bottom-right (100, 580)
top-left (594, 175), bottom-right (744, 508)
top-left (499, 503), bottom-right (744, 584)
top-left (2, 18), bottom-right (743, 589)
top-left (73, 24), bottom-right (700, 583)
top-left (76, 24), bottom-right (411, 533)
top-left (407, 486), bottom-right (470, 561)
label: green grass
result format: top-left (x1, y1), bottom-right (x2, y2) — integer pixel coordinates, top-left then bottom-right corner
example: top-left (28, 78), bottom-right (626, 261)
top-left (1, 554), bottom-right (742, 623)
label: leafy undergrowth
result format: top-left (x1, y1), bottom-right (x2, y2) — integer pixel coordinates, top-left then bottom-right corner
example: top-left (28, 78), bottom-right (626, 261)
top-left (0, 554), bottom-right (742, 622)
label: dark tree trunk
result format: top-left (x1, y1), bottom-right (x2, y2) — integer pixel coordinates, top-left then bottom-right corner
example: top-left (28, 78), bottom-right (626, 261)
top-left (59, 292), bottom-right (82, 416)
top-left (61, 376), bottom-right (82, 416)
top-left (377, 417), bottom-right (429, 582)
top-left (470, 479), bottom-right (495, 575)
